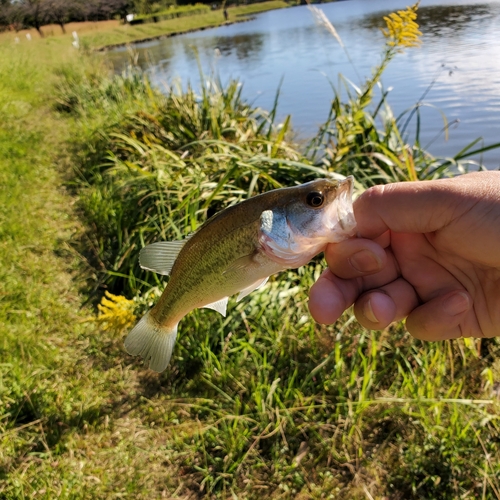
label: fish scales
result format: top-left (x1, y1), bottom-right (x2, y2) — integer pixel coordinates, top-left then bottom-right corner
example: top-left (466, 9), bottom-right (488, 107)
top-left (125, 177), bottom-right (357, 372)
top-left (153, 217), bottom-right (267, 325)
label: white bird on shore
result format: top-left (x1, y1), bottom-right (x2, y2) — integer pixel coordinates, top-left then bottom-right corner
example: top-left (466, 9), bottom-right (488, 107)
top-left (72, 31), bottom-right (79, 49)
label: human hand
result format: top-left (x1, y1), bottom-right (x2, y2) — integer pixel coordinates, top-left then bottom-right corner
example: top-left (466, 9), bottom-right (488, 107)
top-left (309, 171), bottom-right (500, 340)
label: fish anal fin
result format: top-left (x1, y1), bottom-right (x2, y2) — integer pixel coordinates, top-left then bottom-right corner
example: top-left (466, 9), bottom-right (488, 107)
top-left (237, 276), bottom-right (269, 302)
top-left (139, 238), bottom-right (190, 276)
top-left (124, 312), bottom-right (178, 372)
top-left (203, 297), bottom-right (229, 317)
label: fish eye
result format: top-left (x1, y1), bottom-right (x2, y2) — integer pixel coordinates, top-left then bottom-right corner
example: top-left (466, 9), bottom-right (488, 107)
top-left (306, 191), bottom-right (324, 208)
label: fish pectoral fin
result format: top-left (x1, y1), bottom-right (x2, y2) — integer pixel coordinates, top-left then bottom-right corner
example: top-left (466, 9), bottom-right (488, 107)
top-left (222, 252), bottom-right (258, 276)
top-left (203, 297), bottom-right (229, 317)
top-left (139, 238), bottom-right (191, 275)
top-left (236, 276), bottom-right (269, 302)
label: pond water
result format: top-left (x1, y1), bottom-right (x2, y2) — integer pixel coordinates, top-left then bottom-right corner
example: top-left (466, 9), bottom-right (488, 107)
top-left (107, 0), bottom-right (500, 168)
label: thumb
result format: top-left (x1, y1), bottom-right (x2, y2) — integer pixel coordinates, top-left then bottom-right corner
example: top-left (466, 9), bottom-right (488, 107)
top-left (405, 290), bottom-right (472, 341)
top-left (354, 178), bottom-right (466, 239)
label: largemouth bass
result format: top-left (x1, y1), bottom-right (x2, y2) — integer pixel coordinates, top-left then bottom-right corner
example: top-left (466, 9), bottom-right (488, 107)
top-left (125, 177), bottom-right (356, 372)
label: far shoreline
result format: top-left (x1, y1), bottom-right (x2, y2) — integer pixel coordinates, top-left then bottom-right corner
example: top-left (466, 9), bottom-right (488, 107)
top-left (93, 1), bottom-right (290, 52)
top-left (0, 1), bottom-right (290, 52)
top-left (96, 16), bottom-right (256, 52)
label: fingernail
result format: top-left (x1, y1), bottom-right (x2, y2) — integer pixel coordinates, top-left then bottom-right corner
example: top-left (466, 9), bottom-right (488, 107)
top-left (363, 298), bottom-right (379, 324)
top-left (349, 250), bottom-right (381, 274)
top-left (443, 292), bottom-right (470, 316)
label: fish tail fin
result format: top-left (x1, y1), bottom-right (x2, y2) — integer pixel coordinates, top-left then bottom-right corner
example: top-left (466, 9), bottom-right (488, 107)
top-left (124, 311), bottom-right (178, 373)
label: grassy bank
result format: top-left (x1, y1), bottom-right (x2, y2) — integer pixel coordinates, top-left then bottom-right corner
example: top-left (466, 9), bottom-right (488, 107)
top-left (2, 5), bottom-right (500, 499)
top-left (0, 42), bottom-right (229, 499)
top-left (0, 1), bottom-right (288, 51)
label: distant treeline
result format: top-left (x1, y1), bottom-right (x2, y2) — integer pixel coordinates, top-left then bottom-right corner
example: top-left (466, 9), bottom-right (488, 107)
top-left (0, 0), bottom-right (250, 35)
top-left (0, 0), bottom-right (130, 34)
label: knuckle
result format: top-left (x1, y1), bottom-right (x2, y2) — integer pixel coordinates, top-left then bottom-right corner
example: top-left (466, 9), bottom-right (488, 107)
top-left (363, 183), bottom-right (387, 202)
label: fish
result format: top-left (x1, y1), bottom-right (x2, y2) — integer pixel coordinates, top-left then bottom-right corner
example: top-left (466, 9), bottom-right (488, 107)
top-left (124, 176), bottom-right (356, 372)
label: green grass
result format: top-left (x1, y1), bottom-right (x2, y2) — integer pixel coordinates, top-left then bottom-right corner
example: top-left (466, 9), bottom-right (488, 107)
top-left (2, 10), bottom-right (500, 499)
top-left (0, 42), bottom-right (185, 500)
top-left (132, 4), bottom-right (211, 23)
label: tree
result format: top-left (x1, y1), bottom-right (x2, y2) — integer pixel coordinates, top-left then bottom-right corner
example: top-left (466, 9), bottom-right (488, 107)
top-left (0, 1), bottom-right (12, 31)
top-left (44, 0), bottom-right (81, 33)
top-left (0, 0), bottom-right (133, 32)
top-left (0, 0), bottom-right (23, 31)
top-left (78, 0), bottom-right (130, 21)
top-left (17, 0), bottom-right (49, 37)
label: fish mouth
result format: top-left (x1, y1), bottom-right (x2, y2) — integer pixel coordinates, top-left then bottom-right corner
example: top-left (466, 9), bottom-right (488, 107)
top-left (338, 175), bottom-right (353, 196)
top-left (336, 176), bottom-right (356, 234)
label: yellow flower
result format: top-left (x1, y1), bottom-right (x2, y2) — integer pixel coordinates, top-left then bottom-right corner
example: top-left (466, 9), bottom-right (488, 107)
top-left (382, 2), bottom-right (422, 51)
top-left (96, 291), bottom-right (136, 334)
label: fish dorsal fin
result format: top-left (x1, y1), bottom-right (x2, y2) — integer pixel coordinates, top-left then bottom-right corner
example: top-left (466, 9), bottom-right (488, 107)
top-left (236, 276), bottom-right (269, 302)
top-left (139, 238), bottom-right (190, 275)
top-left (203, 297), bottom-right (229, 317)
